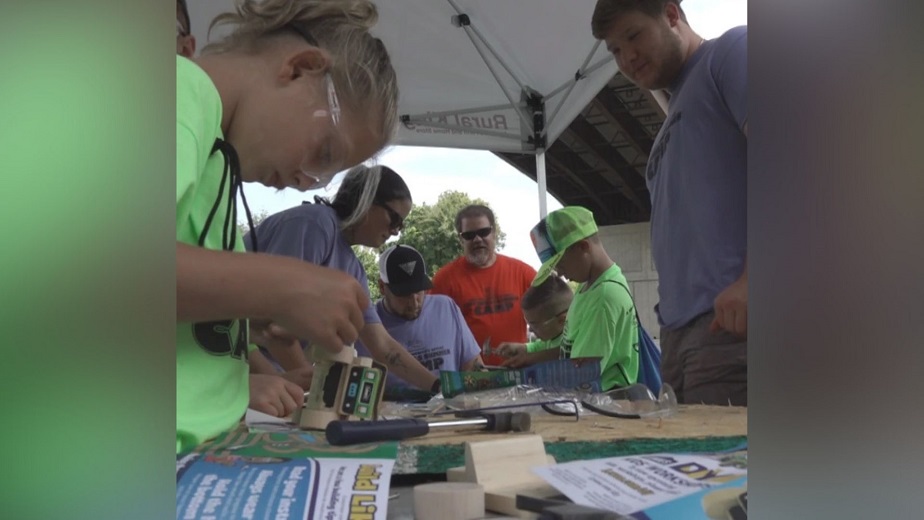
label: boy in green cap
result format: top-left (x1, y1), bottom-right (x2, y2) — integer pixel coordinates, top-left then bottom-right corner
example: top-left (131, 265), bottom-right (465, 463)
top-left (527, 206), bottom-right (639, 390)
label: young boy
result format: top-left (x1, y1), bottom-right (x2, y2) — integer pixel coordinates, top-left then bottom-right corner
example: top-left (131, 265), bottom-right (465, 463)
top-left (497, 276), bottom-right (573, 368)
top-left (525, 206), bottom-right (639, 390)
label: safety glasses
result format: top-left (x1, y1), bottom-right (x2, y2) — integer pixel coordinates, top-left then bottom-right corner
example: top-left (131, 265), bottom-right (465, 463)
top-left (526, 309), bottom-right (568, 331)
top-left (285, 22), bottom-right (346, 191)
top-left (298, 73), bottom-right (342, 191)
top-left (580, 383), bottom-right (678, 419)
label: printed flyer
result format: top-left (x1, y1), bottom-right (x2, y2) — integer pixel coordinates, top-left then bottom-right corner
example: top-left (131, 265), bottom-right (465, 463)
top-left (533, 449), bottom-right (748, 519)
top-left (177, 430), bottom-right (398, 520)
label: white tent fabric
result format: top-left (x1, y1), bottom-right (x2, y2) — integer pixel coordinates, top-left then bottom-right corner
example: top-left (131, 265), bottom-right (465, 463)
top-left (188, 0), bottom-right (618, 216)
top-left (374, 0), bottom-right (617, 153)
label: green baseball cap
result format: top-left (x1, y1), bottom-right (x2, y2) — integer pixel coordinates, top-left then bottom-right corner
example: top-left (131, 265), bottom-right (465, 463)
top-left (529, 206), bottom-right (598, 287)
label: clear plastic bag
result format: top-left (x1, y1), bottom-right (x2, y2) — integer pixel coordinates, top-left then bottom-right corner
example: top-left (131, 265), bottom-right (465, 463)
top-left (381, 383), bottom-right (677, 421)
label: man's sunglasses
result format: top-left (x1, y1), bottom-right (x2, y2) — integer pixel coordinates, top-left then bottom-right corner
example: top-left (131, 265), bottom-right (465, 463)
top-left (376, 202), bottom-right (404, 232)
top-left (459, 227), bottom-right (493, 241)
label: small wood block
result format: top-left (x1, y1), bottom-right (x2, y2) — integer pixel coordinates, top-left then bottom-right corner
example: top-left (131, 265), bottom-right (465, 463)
top-left (447, 455), bottom-right (556, 482)
top-left (446, 465), bottom-right (467, 482)
top-left (295, 408), bottom-right (340, 430)
top-left (464, 435), bottom-right (548, 488)
top-left (461, 435), bottom-right (560, 516)
top-left (413, 482), bottom-right (485, 520)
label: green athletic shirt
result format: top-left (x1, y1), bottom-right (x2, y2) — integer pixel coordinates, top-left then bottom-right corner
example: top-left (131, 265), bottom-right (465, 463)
top-left (525, 334), bottom-right (564, 353)
top-left (560, 263), bottom-right (639, 390)
top-left (176, 56), bottom-right (249, 453)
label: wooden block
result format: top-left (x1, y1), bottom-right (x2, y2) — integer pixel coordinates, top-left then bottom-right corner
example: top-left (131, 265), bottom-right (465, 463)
top-left (464, 435), bottom-right (548, 489)
top-left (483, 492), bottom-right (521, 518)
top-left (295, 408), bottom-right (339, 431)
top-left (447, 454), bottom-right (556, 483)
top-left (446, 465), bottom-right (467, 482)
top-left (413, 482), bottom-right (484, 520)
top-left (460, 435), bottom-right (560, 517)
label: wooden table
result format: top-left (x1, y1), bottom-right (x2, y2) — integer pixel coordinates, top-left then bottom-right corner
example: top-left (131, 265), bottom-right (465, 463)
top-left (394, 404), bottom-right (747, 474)
top-left (387, 405), bottom-right (746, 518)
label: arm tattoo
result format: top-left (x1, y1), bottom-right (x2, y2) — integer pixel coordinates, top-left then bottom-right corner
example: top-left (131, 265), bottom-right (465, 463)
top-left (384, 351), bottom-right (406, 370)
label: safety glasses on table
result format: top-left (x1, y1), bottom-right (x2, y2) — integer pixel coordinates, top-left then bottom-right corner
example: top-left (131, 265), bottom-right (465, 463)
top-left (581, 383), bottom-right (678, 419)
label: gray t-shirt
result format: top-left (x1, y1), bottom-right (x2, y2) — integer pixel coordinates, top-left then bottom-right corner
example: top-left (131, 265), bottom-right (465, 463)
top-left (356, 295), bottom-right (480, 390)
top-left (245, 203), bottom-right (380, 325)
top-left (647, 26), bottom-right (748, 330)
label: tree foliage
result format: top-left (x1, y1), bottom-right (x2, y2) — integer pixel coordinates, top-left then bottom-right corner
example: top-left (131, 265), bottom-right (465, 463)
top-left (352, 245), bottom-right (382, 301)
top-left (237, 209), bottom-right (269, 240)
top-left (389, 190), bottom-right (505, 277)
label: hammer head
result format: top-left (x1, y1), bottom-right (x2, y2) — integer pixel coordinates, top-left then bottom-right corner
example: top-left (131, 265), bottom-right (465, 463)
top-left (485, 412), bottom-right (532, 432)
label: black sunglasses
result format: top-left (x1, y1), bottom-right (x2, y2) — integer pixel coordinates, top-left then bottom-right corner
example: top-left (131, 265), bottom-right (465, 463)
top-left (375, 202), bottom-right (404, 232)
top-left (459, 226), bottom-right (493, 241)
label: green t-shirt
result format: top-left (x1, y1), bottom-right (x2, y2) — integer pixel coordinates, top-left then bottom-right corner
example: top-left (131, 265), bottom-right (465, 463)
top-left (176, 56), bottom-right (249, 453)
top-left (561, 263), bottom-right (638, 390)
top-left (526, 333), bottom-right (564, 353)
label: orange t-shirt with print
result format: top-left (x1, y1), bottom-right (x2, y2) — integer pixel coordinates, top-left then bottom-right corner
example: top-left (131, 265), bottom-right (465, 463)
top-left (431, 254), bottom-right (536, 366)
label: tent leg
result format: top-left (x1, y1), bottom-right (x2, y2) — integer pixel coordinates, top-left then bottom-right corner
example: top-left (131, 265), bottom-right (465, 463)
top-left (536, 151), bottom-right (548, 219)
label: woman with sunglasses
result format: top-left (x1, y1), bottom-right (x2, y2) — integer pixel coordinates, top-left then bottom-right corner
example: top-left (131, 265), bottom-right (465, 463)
top-left (176, 0), bottom-right (400, 452)
top-left (247, 165), bottom-right (440, 394)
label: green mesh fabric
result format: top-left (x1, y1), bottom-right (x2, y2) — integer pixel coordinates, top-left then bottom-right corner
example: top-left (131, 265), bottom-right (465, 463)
top-left (546, 206), bottom-right (597, 251)
top-left (532, 206), bottom-right (599, 287)
top-left (395, 436), bottom-right (748, 474)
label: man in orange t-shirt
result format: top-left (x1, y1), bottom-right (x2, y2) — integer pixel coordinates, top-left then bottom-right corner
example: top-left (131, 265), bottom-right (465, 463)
top-left (431, 205), bottom-right (537, 366)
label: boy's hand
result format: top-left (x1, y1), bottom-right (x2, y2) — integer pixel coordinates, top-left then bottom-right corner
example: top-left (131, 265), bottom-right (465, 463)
top-left (249, 374), bottom-right (304, 418)
top-left (501, 351), bottom-right (533, 369)
top-left (495, 342), bottom-right (527, 357)
top-left (497, 343), bottom-right (529, 368)
top-left (502, 345), bottom-right (560, 368)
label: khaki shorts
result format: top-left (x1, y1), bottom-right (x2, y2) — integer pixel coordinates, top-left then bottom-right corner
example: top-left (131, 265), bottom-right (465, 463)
top-left (660, 311), bottom-right (747, 406)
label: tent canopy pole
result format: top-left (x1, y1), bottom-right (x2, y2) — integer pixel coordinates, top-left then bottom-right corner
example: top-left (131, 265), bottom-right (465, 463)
top-left (536, 150), bottom-right (548, 219)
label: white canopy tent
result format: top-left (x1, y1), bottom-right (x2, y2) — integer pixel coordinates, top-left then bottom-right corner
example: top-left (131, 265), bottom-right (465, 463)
top-left (188, 0), bottom-right (620, 218)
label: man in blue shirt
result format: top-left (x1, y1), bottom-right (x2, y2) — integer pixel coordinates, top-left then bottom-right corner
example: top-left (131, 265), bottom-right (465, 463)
top-left (356, 245), bottom-right (483, 397)
top-left (592, 0), bottom-right (747, 405)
